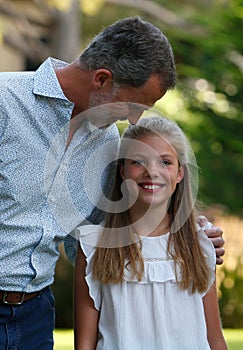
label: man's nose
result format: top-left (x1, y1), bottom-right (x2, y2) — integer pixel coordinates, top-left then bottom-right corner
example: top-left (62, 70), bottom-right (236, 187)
top-left (128, 111), bottom-right (144, 125)
top-left (127, 103), bottom-right (148, 125)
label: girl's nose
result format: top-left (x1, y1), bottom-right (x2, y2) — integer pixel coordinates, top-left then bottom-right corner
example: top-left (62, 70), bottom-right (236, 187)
top-left (144, 162), bottom-right (160, 178)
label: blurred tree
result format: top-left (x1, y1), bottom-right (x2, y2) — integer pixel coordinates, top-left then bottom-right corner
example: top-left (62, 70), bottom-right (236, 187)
top-left (219, 260), bottom-right (243, 328)
top-left (47, 0), bottom-right (81, 62)
top-left (85, 0), bottom-right (243, 214)
top-left (154, 0), bottom-right (243, 215)
top-left (0, 0), bottom-right (81, 68)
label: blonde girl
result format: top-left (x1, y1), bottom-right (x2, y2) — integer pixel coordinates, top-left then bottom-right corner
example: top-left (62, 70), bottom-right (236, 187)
top-left (74, 116), bottom-right (227, 350)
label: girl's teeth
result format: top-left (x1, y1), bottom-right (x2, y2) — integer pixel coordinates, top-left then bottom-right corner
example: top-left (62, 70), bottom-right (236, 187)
top-left (143, 184), bottom-right (160, 190)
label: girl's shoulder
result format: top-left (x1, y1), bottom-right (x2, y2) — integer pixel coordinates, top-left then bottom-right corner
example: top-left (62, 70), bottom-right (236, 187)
top-left (74, 224), bottom-right (103, 311)
top-left (196, 226), bottom-right (216, 266)
top-left (74, 223), bottom-right (104, 257)
top-left (196, 227), bottom-right (217, 293)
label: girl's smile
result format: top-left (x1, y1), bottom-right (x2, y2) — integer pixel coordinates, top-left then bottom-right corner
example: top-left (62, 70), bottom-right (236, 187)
top-left (138, 182), bottom-right (164, 192)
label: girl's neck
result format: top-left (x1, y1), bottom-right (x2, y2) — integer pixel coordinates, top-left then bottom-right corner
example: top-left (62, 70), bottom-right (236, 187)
top-left (129, 203), bottom-right (171, 237)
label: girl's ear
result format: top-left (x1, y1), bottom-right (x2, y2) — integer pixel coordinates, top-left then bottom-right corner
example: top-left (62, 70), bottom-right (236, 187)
top-left (176, 166), bottom-right (184, 184)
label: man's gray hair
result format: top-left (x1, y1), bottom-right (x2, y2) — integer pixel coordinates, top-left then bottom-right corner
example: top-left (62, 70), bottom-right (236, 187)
top-left (79, 16), bottom-right (176, 91)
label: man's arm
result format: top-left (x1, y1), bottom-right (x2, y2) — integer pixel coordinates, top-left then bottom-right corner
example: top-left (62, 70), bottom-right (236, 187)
top-left (197, 216), bottom-right (225, 265)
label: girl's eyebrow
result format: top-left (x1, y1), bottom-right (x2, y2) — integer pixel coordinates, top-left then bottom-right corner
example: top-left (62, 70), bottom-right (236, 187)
top-left (127, 152), bottom-right (175, 159)
top-left (127, 152), bottom-right (146, 158)
top-left (159, 153), bottom-right (175, 158)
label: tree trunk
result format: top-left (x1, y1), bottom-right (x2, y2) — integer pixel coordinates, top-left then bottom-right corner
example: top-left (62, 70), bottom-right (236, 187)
top-left (49, 0), bottom-right (81, 63)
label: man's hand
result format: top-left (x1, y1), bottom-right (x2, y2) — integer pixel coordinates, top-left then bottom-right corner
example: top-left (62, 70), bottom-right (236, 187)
top-left (197, 215), bottom-right (225, 265)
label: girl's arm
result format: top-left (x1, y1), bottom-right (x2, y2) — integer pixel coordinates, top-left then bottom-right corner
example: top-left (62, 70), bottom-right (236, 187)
top-left (74, 245), bottom-right (99, 350)
top-left (203, 280), bottom-right (228, 350)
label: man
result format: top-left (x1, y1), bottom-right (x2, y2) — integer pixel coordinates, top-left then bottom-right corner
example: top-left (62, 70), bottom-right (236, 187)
top-left (0, 16), bottom-right (224, 349)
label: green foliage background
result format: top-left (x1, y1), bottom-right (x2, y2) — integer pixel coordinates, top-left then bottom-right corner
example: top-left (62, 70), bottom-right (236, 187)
top-left (83, 0), bottom-right (243, 215)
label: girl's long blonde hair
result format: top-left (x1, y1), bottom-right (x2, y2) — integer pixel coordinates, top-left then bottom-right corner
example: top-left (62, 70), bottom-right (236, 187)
top-left (93, 115), bottom-right (210, 293)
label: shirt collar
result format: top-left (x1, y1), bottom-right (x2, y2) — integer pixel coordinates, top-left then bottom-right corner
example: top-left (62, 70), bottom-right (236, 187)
top-left (33, 57), bottom-right (70, 101)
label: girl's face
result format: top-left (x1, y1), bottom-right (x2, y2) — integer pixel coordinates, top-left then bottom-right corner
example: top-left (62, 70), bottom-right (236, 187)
top-left (120, 134), bottom-right (184, 208)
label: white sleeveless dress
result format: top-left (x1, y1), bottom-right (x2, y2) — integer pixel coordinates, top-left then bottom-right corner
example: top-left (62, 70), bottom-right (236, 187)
top-left (75, 225), bottom-right (216, 350)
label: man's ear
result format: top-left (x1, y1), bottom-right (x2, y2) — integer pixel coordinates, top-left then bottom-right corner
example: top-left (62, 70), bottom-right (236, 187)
top-left (93, 69), bottom-right (113, 89)
top-left (176, 166), bottom-right (184, 184)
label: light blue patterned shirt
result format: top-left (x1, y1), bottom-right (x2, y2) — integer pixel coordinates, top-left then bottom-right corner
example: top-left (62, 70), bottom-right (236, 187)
top-left (0, 58), bottom-right (120, 292)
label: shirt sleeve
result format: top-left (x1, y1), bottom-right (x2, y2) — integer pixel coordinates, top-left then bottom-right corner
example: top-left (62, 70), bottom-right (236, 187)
top-left (64, 233), bottom-right (78, 266)
top-left (0, 105), bottom-right (8, 141)
top-left (64, 223), bottom-right (104, 265)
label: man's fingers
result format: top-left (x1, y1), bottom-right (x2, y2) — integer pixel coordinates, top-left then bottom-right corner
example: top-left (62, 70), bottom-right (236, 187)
top-left (208, 236), bottom-right (225, 248)
top-left (197, 215), bottom-right (225, 266)
top-left (216, 247), bottom-right (225, 265)
top-left (197, 215), bottom-right (215, 231)
top-left (216, 247), bottom-right (225, 257)
top-left (197, 215), bottom-right (210, 227)
top-left (206, 227), bottom-right (223, 239)
top-left (216, 256), bottom-right (224, 265)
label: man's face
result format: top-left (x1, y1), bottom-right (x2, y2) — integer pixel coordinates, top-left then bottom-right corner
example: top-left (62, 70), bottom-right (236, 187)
top-left (88, 74), bottom-right (166, 125)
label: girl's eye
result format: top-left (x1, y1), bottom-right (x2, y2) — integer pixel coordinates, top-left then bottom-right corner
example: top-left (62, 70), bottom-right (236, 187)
top-left (132, 159), bottom-right (145, 166)
top-left (159, 159), bottom-right (171, 166)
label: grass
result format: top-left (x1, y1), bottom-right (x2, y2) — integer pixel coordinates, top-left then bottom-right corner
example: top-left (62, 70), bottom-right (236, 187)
top-left (54, 329), bottom-right (73, 350)
top-left (223, 329), bottom-right (243, 350)
top-left (54, 328), bottom-right (243, 350)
